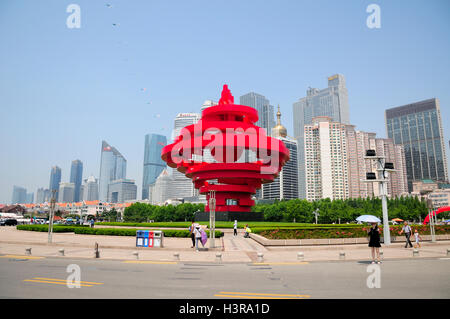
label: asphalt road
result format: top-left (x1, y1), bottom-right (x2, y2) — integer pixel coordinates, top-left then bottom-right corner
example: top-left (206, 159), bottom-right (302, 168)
top-left (0, 256), bottom-right (449, 299)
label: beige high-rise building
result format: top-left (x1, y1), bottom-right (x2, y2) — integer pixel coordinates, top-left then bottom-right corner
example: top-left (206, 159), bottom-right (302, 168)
top-left (304, 117), bottom-right (350, 201)
top-left (304, 117), bottom-right (408, 201)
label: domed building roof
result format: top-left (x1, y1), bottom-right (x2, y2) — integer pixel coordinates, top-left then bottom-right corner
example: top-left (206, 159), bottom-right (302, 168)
top-left (271, 105), bottom-right (287, 138)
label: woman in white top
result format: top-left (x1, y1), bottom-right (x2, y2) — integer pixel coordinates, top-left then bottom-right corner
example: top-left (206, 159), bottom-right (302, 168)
top-left (194, 225), bottom-right (202, 251)
top-left (233, 220), bottom-right (238, 236)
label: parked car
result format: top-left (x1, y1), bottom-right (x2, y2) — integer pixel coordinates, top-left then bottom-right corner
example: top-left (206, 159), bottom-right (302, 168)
top-left (1, 219), bottom-right (18, 226)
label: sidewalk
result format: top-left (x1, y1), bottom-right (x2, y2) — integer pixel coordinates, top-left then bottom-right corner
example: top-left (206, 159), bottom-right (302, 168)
top-left (1, 226), bottom-right (449, 263)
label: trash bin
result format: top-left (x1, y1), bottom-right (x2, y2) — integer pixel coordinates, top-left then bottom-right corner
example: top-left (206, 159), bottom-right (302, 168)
top-left (136, 230), bottom-right (149, 247)
top-left (153, 231), bottom-right (164, 248)
top-left (136, 230), bottom-right (164, 248)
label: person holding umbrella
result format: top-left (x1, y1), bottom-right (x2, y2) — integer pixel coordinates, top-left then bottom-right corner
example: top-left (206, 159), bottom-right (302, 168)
top-left (357, 215), bottom-right (382, 264)
top-left (367, 222), bottom-right (382, 264)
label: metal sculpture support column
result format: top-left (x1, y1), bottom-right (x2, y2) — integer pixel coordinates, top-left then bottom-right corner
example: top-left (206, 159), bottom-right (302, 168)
top-left (209, 190), bottom-right (216, 249)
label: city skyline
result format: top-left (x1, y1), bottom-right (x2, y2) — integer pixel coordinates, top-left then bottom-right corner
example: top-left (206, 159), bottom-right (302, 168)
top-left (1, 1), bottom-right (450, 203)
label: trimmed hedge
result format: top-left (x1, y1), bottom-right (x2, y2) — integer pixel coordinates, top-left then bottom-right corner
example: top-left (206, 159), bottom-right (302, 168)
top-left (254, 225), bottom-right (450, 239)
top-left (16, 224), bottom-right (224, 238)
top-left (16, 225), bottom-right (87, 232)
top-left (97, 221), bottom-right (363, 229)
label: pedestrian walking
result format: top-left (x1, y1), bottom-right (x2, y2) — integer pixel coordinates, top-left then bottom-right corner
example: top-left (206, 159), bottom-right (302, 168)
top-left (90, 218), bottom-right (95, 228)
top-left (414, 229), bottom-right (422, 248)
top-left (188, 221), bottom-right (196, 248)
top-left (233, 220), bottom-right (238, 236)
top-left (400, 221), bottom-right (413, 248)
top-left (367, 222), bottom-right (381, 264)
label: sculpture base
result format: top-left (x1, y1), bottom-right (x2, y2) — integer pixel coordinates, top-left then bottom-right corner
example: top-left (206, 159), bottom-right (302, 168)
top-left (194, 211), bottom-right (263, 222)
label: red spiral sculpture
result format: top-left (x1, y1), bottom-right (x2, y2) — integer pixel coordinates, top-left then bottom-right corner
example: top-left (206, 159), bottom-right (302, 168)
top-left (161, 85), bottom-right (290, 213)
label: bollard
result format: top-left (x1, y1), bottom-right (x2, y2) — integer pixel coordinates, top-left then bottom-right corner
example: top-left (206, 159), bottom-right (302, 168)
top-left (447, 248), bottom-right (450, 256)
top-left (215, 253), bottom-right (222, 262)
top-left (132, 251), bottom-right (139, 260)
top-left (173, 252), bottom-right (180, 261)
top-left (413, 249), bottom-right (419, 257)
top-left (297, 252), bottom-right (304, 261)
top-left (58, 249), bottom-right (65, 256)
top-left (94, 242), bottom-right (100, 258)
top-left (257, 252), bottom-right (264, 263)
top-left (25, 248), bottom-right (32, 255)
top-left (339, 251), bottom-right (345, 260)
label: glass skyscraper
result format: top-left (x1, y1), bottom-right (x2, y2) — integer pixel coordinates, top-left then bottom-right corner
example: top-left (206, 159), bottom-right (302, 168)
top-left (293, 74), bottom-right (350, 199)
top-left (99, 141), bottom-right (127, 202)
top-left (70, 159), bottom-right (83, 202)
top-left (385, 98), bottom-right (448, 191)
top-left (240, 92), bottom-right (275, 135)
top-left (49, 166), bottom-right (61, 200)
top-left (142, 133), bottom-right (167, 200)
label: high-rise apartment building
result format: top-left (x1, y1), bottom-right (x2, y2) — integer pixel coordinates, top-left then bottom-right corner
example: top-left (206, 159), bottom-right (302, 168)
top-left (49, 166), bottom-right (62, 200)
top-left (142, 133), bottom-right (167, 200)
top-left (304, 117), bottom-right (350, 201)
top-left (83, 175), bottom-right (99, 201)
top-left (171, 113), bottom-right (201, 199)
top-left (99, 141), bottom-right (127, 202)
top-left (385, 98), bottom-right (448, 191)
top-left (70, 160), bottom-right (83, 202)
top-left (262, 107), bottom-right (299, 200)
top-left (11, 186), bottom-right (27, 204)
top-left (305, 117), bottom-right (408, 201)
top-left (149, 169), bottom-right (174, 205)
top-left (240, 92), bottom-right (275, 135)
top-left (58, 182), bottom-right (75, 203)
top-left (293, 74), bottom-right (350, 198)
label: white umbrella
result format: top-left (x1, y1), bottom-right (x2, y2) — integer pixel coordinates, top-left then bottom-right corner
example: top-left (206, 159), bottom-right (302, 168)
top-left (356, 215), bottom-right (381, 223)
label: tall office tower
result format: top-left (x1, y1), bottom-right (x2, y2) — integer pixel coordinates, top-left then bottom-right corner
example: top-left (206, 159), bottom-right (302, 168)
top-left (26, 193), bottom-right (34, 204)
top-left (240, 92), bottom-right (275, 135)
top-left (36, 188), bottom-right (46, 204)
top-left (201, 100), bottom-right (218, 112)
top-left (385, 98), bottom-right (449, 191)
top-left (83, 175), bottom-right (99, 201)
top-left (142, 133), bottom-right (167, 200)
top-left (49, 166), bottom-right (62, 200)
top-left (149, 169), bottom-right (175, 205)
top-left (304, 117), bottom-right (350, 201)
top-left (70, 159), bottom-right (83, 202)
top-left (58, 182), bottom-right (75, 203)
top-left (262, 107), bottom-right (299, 200)
top-left (107, 179), bottom-right (137, 203)
top-left (99, 141), bottom-right (127, 202)
top-left (293, 74), bottom-right (350, 198)
top-left (11, 186), bottom-right (27, 204)
top-left (171, 113), bottom-right (201, 199)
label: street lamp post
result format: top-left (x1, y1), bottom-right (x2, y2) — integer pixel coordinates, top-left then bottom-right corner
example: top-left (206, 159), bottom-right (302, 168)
top-left (209, 190), bottom-right (216, 249)
top-left (362, 150), bottom-right (397, 246)
top-left (48, 190), bottom-right (56, 244)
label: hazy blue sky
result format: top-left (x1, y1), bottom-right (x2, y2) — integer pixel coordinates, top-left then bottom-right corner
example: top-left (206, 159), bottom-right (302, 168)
top-left (1, 0), bottom-right (449, 203)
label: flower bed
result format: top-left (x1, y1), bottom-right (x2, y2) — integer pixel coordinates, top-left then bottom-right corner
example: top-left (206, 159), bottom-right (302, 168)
top-left (253, 225), bottom-right (450, 240)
